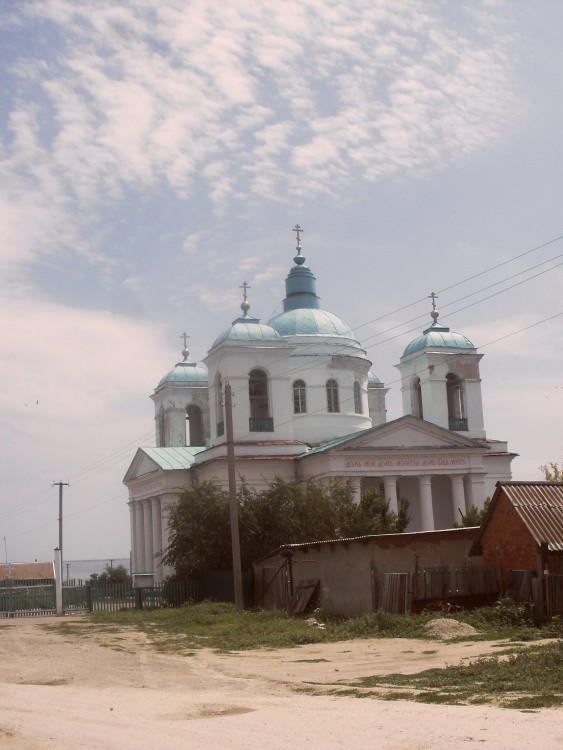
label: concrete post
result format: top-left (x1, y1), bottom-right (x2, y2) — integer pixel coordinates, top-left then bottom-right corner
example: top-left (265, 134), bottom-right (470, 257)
top-left (54, 548), bottom-right (63, 616)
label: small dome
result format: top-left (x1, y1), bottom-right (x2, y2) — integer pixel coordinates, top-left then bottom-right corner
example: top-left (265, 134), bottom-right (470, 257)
top-left (368, 371), bottom-right (382, 385)
top-left (268, 308), bottom-right (355, 338)
top-left (158, 360), bottom-right (208, 387)
top-left (403, 323), bottom-right (475, 357)
top-left (212, 316), bottom-right (284, 347)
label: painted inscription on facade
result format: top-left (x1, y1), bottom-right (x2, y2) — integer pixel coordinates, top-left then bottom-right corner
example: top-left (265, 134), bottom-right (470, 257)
top-left (343, 456), bottom-right (469, 470)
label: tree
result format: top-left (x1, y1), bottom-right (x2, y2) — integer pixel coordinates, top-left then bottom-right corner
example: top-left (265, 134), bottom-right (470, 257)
top-left (539, 461), bottom-right (563, 482)
top-left (89, 563), bottom-right (131, 585)
top-left (163, 477), bottom-right (410, 577)
top-left (453, 498), bottom-right (491, 527)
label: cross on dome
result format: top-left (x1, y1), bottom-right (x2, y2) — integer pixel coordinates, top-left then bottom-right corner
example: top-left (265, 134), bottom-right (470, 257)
top-left (292, 224), bottom-right (305, 265)
top-left (240, 281), bottom-right (251, 315)
top-left (180, 332), bottom-right (190, 360)
top-left (428, 292), bottom-right (440, 324)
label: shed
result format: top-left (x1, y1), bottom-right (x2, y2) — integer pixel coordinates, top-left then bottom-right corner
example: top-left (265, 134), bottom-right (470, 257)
top-left (469, 481), bottom-right (563, 584)
top-left (254, 527), bottom-right (494, 616)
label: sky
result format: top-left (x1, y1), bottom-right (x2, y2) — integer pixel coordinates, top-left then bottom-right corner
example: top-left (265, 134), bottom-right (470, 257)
top-left (1, 0), bottom-right (562, 565)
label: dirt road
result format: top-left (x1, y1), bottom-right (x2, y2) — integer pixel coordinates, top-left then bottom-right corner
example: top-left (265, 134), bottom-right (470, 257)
top-left (0, 615), bottom-right (561, 750)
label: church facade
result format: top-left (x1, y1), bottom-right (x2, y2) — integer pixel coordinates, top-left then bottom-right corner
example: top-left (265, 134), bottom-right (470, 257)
top-left (124, 231), bottom-right (515, 584)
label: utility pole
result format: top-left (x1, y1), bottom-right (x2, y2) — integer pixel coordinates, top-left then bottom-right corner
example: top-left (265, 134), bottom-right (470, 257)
top-left (224, 382), bottom-right (244, 612)
top-left (53, 481), bottom-right (70, 582)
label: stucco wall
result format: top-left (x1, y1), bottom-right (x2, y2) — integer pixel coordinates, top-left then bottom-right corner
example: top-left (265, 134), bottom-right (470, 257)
top-left (256, 528), bottom-right (479, 616)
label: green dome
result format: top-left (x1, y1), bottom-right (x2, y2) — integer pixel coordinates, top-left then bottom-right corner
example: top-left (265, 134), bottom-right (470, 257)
top-left (212, 315), bottom-right (284, 347)
top-left (403, 322), bottom-right (474, 357)
top-left (268, 308), bottom-right (355, 338)
top-left (368, 371), bottom-right (381, 384)
top-left (158, 360), bottom-right (208, 387)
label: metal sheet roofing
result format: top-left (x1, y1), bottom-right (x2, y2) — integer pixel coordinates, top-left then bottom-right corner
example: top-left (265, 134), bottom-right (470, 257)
top-left (500, 481), bottom-right (563, 551)
top-left (141, 446), bottom-right (206, 471)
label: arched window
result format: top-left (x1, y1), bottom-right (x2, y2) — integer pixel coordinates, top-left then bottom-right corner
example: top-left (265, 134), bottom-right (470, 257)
top-left (157, 406), bottom-right (165, 446)
top-left (215, 374), bottom-right (224, 436)
top-left (293, 380), bottom-right (307, 414)
top-left (249, 369), bottom-right (273, 432)
top-left (446, 373), bottom-right (467, 430)
top-left (326, 379), bottom-right (340, 413)
top-left (412, 376), bottom-right (423, 419)
top-left (186, 404), bottom-right (204, 446)
top-left (353, 381), bottom-right (362, 414)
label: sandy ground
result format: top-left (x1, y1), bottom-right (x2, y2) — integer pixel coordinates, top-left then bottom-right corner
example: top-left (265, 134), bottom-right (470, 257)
top-left (0, 615), bottom-right (561, 750)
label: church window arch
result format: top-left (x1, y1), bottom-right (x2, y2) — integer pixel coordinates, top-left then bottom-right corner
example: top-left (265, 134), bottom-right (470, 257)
top-left (353, 381), bottom-right (362, 414)
top-left (326, 379), bottom-right (340, 413)
top-left (412, 376), bottom-right (423, 418)
top-left (249, 369), bottom-right (270, 417)
top-left (186, 404), bottom-right (204, 446)
top-left (446, 372), bottom-right (467, 430)
top-left (293, 380), bottom-right (307, 414)
top-left (157, 406), bottom-right (165, 446)
top-left (215, 374), bottom-right (224, 436)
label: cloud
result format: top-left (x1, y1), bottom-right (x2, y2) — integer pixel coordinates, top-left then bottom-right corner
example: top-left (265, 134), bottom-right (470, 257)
top-left (2, 1), bottom-right (521, 280)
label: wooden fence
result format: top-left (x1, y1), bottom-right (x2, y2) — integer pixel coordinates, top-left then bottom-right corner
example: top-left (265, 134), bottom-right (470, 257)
top-left (379, 563), bottom-right (501, 614)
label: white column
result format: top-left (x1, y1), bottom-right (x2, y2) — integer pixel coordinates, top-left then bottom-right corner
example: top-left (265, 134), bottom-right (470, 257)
top-left (450, 475), bottom-right (466, 526)
top-left (151, 497), bottom-right (163, 583)
top-left (142, 498), bottom-right (153, 574)
top-left (134, 500), bottom-right (145, 576)
top-left (383, 476), bottom-right (399, 514)
top-left (418, 475), bottom-right (434, 531)
top-left (467, 475), bottom-right (487, 511)
top-left (350, 477), bottom-right (362, 504)
top-left (128, 502), bottom-right (137, 574)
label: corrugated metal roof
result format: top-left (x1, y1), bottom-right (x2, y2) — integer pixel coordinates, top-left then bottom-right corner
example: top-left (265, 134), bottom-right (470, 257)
top-left (142, 446), bottom-right (206, 471)
top-left (0, 561), bottom-right (55, 580)
top-left (501, 482), bottom-right (563, 552)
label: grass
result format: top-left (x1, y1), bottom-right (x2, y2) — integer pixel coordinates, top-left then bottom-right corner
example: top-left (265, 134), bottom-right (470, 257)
top-left (81, 601), bottom-right (562, 708)
top-left (342, 640), bottom-right (563, 709)
top-left (87, 600), bottom-right (563, 652)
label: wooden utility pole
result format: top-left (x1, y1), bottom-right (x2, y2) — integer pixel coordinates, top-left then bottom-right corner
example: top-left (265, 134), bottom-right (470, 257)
top-left (224, 382), bottom-right (244, 611)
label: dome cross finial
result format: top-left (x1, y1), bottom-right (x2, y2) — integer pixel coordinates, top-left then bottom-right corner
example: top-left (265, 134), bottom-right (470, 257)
top-left (239, 281), bottom-right (251, 315)
top-left (292, 223), bottom-right (305, 265)
top-left (428, 291), bottom-right (439, 324)
top-left (180, 332), bottom-right (190, 360)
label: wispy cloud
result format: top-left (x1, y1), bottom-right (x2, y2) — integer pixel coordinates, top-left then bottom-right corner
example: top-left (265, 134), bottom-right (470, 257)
top-left (2, 1), bottom-right (520, 284)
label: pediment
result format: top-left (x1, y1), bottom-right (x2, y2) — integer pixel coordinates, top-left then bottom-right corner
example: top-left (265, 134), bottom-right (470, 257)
top-left (123, 448), bottom-right (162, 484)
top-left (315, 416), bottom-right (485, 455)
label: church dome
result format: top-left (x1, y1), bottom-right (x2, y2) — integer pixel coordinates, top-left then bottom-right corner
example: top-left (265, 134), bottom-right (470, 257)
top-left (211, 315), bottom-right (284, 347)
top-left (157, 358), bottom-right (208, 387)
top-left (268, 308), bottom-right (354, 338)
top-left (368, 371), bottom-right (382, 384)
top-left (403, 305), bottom-right (475, 357)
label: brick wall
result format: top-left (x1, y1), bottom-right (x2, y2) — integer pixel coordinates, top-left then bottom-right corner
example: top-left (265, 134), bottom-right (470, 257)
top-left (479, 493), bottom-right (538, 585)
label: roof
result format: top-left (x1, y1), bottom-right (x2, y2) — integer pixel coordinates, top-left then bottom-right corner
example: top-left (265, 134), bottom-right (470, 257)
top-left (0, 562), bottom-right (54, 580)
top-left (140, 446), bottom-right (206, 470)
top-left (254, 527), bottom-right (478, 564)
top-left (157, 359), bottom-right (208, 387)
top-left (268, 307), bottom-right (355, 338)
top-left (403, 322), bottom-right (475, 357)
top-left (211, 315), bottom-right (284, 347)
top-left (471, 481), bottom-right (563, 554)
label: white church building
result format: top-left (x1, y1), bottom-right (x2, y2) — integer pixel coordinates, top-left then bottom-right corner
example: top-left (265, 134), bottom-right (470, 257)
top-left (124, 230), bottom-right (515, 583)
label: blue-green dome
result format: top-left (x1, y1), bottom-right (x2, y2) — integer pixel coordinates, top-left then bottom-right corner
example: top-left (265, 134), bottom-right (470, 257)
top-left (158, 360), bottom-right (208, 387)
top-left (368, 371), bottom-right (381, 384)
top-left (268, 308), bottom-right (355, 338)
top-left (403, 322), bottom-right (474, 357)
top-left (212, 315), bottom-right (284, 347)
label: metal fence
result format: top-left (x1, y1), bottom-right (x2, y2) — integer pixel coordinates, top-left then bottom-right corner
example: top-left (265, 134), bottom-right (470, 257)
top-left (0, 579), bottom-right (200, 617)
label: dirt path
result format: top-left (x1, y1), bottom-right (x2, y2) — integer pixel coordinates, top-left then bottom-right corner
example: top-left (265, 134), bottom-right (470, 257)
top-left (0, 616), bottom-right (561, 750)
